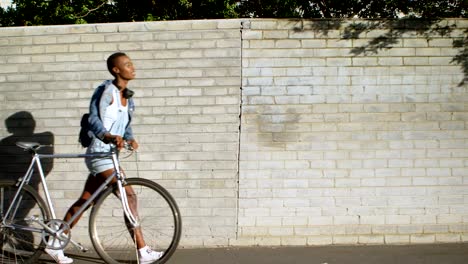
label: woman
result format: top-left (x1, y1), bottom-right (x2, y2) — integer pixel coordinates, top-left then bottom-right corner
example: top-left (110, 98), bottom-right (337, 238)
top-left (46, 52), bottom-right (161, 264)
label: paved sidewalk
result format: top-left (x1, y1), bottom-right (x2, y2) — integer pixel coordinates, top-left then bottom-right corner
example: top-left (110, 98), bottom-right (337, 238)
top-left (38, 243), bottom-right (468, 264)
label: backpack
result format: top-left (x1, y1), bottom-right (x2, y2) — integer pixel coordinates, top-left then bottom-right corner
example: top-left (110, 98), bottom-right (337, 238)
top-left (78, 84), bottom-right (106, 148)
top-left (78, 113), bottom-right (93, 147)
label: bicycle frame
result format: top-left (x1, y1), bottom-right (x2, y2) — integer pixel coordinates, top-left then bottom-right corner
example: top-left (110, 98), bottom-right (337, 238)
top-left (1, 145), bottom-right (139, 248)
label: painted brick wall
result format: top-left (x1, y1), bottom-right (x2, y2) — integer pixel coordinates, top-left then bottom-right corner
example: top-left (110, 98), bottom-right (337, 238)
top-left (0, 18), bottom-right (467, 248)
top-left (238, 19), bottom-right (468, 246)
top-left (0, 20), bottom-right (243, 247)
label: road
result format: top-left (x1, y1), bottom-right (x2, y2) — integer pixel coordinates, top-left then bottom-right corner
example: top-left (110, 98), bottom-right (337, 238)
top-left (36, 243), bottom-right (468, 264)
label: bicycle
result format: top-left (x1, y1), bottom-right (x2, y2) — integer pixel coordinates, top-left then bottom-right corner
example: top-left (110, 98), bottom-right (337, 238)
top-left (0, 141), bottom-right (182, 264)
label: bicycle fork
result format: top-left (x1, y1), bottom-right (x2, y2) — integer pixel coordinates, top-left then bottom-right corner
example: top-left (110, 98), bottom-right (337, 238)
top-left (112, 152), bottom-right (139, 228)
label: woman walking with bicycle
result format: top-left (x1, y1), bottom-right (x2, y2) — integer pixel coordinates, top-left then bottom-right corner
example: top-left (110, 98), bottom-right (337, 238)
top-left (46, 52), bottom-right (162, 264)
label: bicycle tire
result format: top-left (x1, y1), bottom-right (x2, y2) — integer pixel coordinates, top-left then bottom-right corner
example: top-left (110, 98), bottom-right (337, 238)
top-left (89, 178), bottom-right (182, 264)
top-left (0, 180), bottom-right (51, 264)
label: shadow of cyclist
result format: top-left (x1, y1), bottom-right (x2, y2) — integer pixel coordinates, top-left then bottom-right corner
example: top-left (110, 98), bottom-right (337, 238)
top-left (0, 111), bottom-right (54, 184)
top-left (0, 111), bottom-right (54, 259)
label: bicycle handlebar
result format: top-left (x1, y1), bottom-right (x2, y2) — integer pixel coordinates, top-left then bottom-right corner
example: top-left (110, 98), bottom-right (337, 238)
top-left (16, 141), bottom-right (134, 155)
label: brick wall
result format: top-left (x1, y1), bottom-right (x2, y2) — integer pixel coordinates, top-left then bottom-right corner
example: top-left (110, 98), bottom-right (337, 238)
top-left (0, 18), bottom-right (467, 248)
top-left (238, 19), bottom-right (468, 246)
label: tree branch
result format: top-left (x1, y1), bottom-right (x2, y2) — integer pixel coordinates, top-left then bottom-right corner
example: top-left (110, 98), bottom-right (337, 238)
top-left (316, 0), bottom-right (332, 18)
top-left (74, 1), bottom-right (107, 19)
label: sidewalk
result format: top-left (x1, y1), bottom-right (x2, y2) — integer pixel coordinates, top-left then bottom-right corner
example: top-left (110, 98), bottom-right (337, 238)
top-left (39, 243), bottom-right (468, 264)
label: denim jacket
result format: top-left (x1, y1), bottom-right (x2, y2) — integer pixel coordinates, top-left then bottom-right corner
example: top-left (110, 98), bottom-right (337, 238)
top-left (88, 80), bottom-right (135, 141)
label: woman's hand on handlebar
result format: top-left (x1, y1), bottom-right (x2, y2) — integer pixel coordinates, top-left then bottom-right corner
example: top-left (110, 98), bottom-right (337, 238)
top-left (103, 133), bottom-right (125, 150)
top-left (103, 133), bottom-right (138, 151)
top-left (126, 139), bottom-right (139, 151)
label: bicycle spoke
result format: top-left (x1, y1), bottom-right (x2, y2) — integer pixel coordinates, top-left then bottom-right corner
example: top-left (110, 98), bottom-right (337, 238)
top-left (0, 181), bottom-right (50, 264)
top-left (90, 178), bottom-right (181, 264)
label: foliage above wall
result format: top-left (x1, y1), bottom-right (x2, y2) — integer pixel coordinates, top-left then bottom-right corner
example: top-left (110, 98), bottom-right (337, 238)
top-left (0, 0), bottom-right (466, 27)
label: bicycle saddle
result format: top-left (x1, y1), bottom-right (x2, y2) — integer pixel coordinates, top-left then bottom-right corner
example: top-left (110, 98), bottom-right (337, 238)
top-left (16, 141), bottom-right (41, 150)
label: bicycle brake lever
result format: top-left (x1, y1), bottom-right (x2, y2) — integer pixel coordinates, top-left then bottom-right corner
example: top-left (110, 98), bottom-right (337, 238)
top-left (123, 142), bottom-right (134, 151)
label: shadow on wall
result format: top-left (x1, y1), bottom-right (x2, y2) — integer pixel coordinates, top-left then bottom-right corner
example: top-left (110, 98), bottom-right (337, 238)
top-left (294, 18), bottom-right (468, 86)
top-left (0, 111), bottom-right (54, 256)
top-left (0, 111), bottom-right (54, 186)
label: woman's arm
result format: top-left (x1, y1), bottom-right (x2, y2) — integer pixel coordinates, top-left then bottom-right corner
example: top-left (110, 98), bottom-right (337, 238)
top-left (88, 83), bottom-right (112, 141)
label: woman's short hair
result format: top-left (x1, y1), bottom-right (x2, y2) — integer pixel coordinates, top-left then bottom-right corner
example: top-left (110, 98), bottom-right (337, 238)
top-left (107, 52), bottom-right (128, 77)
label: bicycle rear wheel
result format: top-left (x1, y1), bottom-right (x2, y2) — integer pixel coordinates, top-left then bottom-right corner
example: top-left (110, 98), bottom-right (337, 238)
top-left (0, 181), bottom-right (51, 264)
top-left (89, 178), bottom-right (182, 264)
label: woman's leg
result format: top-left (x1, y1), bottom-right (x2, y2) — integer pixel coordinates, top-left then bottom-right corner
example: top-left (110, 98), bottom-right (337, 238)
top-left (63, 172), bottom-right (108, 228)
top-left (123, 185), bottom-right (146, 248)
top-left (43, 171), bottom-right (109, 264)
top-left (123, 185), bottom-right (162, 261)
top-left (64, 169), bottom-right (150, 254)
top-left (68, 169), bottom-right (147, 249)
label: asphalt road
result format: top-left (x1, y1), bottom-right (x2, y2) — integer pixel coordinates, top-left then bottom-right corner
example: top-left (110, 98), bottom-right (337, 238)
top-left (36, 243), bottom-right (468, 264)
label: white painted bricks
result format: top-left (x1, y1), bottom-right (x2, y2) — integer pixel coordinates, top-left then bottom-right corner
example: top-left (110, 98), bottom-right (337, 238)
top-left (0, 18), bottom-right (467, 248)
top-left (239, 18), bottom-right (468, 246)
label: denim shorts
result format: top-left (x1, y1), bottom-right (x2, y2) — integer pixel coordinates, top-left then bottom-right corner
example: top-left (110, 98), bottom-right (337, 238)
top-left (85, 138), bottom-right (114, 175)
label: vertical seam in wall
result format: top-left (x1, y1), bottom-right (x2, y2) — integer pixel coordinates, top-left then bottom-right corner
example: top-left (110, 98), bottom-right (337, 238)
top-left (235, 20), bottom-right (245, 240)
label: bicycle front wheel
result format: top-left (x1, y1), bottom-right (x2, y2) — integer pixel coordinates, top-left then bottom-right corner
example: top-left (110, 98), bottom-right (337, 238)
top-left (0, 181), bottom-right (51, 264)
top-left (89, 178), bottom-right (182, 264)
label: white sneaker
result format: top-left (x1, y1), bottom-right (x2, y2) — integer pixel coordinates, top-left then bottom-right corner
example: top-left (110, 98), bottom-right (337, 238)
top-left (45, 248), bottom-right (74, 264)
top-left (138, 246), bottom-right (163, 264)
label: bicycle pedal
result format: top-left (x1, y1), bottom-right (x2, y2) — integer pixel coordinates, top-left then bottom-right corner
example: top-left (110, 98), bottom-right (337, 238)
top-left (79, 244), bottom-right (89, 253)
top-left (72, 241), bottom-right (88, 252)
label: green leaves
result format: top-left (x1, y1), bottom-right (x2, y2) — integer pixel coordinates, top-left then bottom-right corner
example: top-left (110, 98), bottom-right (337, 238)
top-left (0, 0), bottom-right (466, 26)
